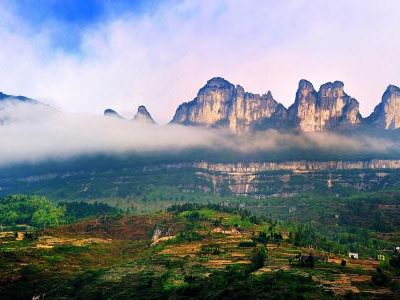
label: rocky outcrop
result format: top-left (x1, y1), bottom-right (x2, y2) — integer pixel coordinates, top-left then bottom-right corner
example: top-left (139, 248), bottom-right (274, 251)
top-left (171, 77), bottom-right (364, 133)
top-left (104, 108), bottom-right (123, 119)
top-left (133, 105), bottom-right (156, 124)
top-left (366, 85), bottom-right (400, 129)
top-left (288, 80), bottom-right (361, 132)
top-left (170, 77), bottom-right (285, 134)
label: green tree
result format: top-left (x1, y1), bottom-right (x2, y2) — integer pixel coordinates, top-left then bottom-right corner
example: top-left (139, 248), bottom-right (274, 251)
top-left (250, 245), bottom-right (267, 271)
top-left (0, 194), bottom-right (65, 228)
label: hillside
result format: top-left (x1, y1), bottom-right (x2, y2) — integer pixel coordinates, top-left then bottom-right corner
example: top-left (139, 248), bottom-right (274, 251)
top-left (1, 204), bottom-right (399, 299)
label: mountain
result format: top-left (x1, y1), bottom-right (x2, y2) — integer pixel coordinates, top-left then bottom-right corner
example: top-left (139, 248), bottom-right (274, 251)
top-left (171, 77), bottom-right (400, 133)
top-left (104, 108), bottom-right (123, 118)
top-left (170, 77), bottom-right (284, 133)
top-left (365, 85), bottom-right (400, 129)
top-left (103, 105), bottom-right (156, 124)
top-left (287, 80), bottom-right (361, 132)
top-left (0, 91), bottom-right (48, 125)
top-left (133, 105), bottom-right (156, 124)
top-left (0, 91), bottom-right (39, 104)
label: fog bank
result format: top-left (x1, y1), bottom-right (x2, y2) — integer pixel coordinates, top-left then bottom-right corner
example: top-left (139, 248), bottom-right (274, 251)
top-left (0, 101), bottom-right (398, 166)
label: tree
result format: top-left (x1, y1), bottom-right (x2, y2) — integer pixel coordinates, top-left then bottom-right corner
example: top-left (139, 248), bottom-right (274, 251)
top-left (250, 246), bottom-right (267, 271)
top-left (0, 195), bottom-right (65, 228)
top-left (372, 267), bottom-right (390, 286)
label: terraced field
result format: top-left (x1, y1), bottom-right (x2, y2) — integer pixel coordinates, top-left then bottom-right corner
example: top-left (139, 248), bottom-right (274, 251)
top-left (1, 208), bottom-right (399, 299)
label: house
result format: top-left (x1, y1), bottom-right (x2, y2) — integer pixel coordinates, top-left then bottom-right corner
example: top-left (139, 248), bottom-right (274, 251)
top-left (349, 252), bottom-right (359, 259)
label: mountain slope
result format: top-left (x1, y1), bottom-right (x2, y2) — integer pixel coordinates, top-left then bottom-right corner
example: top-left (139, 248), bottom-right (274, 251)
top-left (366, 85), bottom-right (400, 129)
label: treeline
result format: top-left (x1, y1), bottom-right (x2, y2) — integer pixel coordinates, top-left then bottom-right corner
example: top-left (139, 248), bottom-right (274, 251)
top-left (59, 201), bottom-right (119, 222)
top-left (0, 195), bottom-right (64, 228)
top-left (0, 195), bottom-right (120, 228)
top-left (167, 202), bottom-right (268, 225)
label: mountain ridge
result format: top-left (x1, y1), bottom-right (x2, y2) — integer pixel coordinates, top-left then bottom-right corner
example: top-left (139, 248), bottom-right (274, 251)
top-left (171, 77), bottom-right (400, 133)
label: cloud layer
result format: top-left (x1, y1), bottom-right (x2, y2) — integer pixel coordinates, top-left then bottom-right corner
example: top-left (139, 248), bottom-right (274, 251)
top-left (0, 101), bottom-right (398, 166)
top-left (0, 1), bottom-right (400, 123)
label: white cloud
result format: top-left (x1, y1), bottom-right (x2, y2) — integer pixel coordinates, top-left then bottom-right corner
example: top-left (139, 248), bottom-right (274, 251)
top-left (0, 0), bottom-right (399, 123)
top-left (0, 101), bottom-right (397, 166)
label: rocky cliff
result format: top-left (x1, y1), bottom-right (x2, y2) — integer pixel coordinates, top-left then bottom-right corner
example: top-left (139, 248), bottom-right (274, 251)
top-left (170, 77), bottom-right (284, 133)
top-left (288, 80), bottom-right (361, 131)
top-left (171, 77), bottom-right (366, 133)
top-left (133, 105), bottom-right (156, 124)
top-left (366, 85), bottom-right (400, 129)
top-left (143, 159), bottom-right (400, 195)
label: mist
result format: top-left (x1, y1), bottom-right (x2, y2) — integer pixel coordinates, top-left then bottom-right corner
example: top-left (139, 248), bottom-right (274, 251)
top-left (0, 101), bottom-right (399, 167)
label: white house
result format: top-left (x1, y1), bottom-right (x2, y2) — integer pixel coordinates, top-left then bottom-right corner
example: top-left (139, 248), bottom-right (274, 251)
top-left (349, 252), bottom-right (359, 259)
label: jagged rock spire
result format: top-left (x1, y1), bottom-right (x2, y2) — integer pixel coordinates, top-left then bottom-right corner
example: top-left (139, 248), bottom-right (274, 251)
top-left (170, 77), bottom-right (282, 134)
top-left (367, 84), bottom-right (400, 129)
top-left (133, 105), bottom-right (156, 124)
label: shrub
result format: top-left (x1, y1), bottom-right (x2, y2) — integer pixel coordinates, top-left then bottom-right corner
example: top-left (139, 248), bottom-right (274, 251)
top-left (238, 241), bottom-right (256, 248)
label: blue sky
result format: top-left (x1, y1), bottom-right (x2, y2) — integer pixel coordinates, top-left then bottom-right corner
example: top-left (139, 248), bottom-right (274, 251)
top-left (7, 0), bottom-right (161, 51)
top-left (0, 0), bottom-right (400, 122)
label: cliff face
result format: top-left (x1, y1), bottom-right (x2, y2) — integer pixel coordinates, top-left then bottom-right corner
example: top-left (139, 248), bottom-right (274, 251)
top-left (171, 77), bottom-right (365, 133)
top-left (133, 105), bottom-right (156, 124)
top-left (288, 80), bottom-right (361, 132)
top-left (366, 85), bottom-right (400, 129)
top-left (143, 159), bottom-right (400, 195)
top-left (171, 77), bottom-right (284, 134)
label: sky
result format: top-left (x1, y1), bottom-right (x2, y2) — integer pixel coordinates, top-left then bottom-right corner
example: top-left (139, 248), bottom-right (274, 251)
top-left (0, 0), bottom-right (400, 123)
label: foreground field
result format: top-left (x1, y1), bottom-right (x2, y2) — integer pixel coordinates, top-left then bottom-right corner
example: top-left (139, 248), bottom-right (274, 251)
top-left (1, 205), bottom-right (399, 299)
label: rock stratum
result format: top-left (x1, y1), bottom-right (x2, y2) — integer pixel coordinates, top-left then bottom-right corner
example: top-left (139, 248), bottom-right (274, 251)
top-left (143, 159), bottom-right (400, 195)
top-left (171, 77), bottom-right (400, 134)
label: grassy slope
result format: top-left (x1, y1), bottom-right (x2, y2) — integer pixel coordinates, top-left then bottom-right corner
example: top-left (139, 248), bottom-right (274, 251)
top-left (1, 208), bottom-right (399, 299)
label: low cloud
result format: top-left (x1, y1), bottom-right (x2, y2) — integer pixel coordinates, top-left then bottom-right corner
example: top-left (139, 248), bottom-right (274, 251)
top-left (0, 101), bottom-right (398, 167)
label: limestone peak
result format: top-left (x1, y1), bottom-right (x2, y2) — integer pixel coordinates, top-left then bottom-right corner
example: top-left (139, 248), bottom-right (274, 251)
top-left (133, 105), bottom-right (156, 124)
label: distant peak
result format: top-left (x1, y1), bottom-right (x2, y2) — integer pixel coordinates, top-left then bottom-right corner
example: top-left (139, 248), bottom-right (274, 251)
top-left (104, 108), bottom-right (123, 118)
top-left (137, 105), bottom-right (150, 114)
top-left (385, 84), bottom-right (400, 94)
top-left (133, 105), bottom-right (156, 124)
top-left (265, 90), bottom-right (273, 99)
top-left (318, 81), bottom-right (346, 97)
top-left (381, 84), bottom-right (400, 104)
top-left (298, 79), bottom-right (314, 91)
top-left (203, 77), bottom-right (234, 89)
top-left (320, 81), bottom-right (344, 90)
